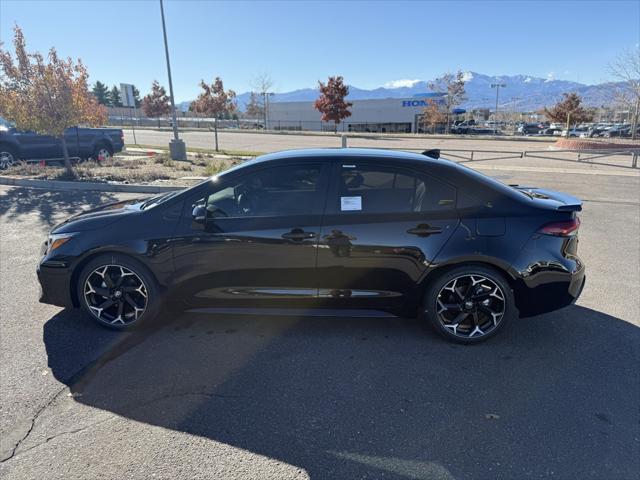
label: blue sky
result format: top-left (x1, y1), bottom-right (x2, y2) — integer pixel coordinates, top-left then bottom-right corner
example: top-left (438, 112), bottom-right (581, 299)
top-left (1, 0), bottom-right (638, 101)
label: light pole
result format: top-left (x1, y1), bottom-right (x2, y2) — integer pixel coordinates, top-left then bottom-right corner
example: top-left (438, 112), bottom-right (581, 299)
top-left (491, 83), bottom-right (506, 135)
top-left (159, 0), bottom-right (186, 160)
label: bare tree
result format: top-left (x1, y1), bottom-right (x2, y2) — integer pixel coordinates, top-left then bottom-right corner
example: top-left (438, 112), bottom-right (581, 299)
top-left (428, 71), bottom-right (467, 134)
top-left (251, 73), bottom-right (274, 128)
top-left (609, 47), bottom-right (640, 139)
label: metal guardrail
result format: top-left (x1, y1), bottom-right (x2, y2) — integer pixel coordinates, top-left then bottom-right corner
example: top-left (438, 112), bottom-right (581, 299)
top-left (523, 149), bottom-right (639, 168)
top-left (339, 135), bottom-right (639, 168)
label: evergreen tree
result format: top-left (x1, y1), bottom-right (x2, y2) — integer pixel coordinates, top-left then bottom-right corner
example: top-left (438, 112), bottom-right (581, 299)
top-left (109, 85), bottom-right (122, 107)
top-left (91, 81), bottom-right (110, 106)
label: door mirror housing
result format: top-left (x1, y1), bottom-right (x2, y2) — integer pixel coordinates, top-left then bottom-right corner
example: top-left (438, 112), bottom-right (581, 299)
top-left (192, 205), bottom-right (207, 224)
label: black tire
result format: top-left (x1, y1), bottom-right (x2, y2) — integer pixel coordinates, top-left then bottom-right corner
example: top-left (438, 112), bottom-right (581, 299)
top-left (77, 253), bottom-right (160, 330)
top-left (0, 145), bottom-right (18, 170)
top-left (422, 265), bottom-right (515, 344)
top-left (92, 143), bottom-right (113, 163)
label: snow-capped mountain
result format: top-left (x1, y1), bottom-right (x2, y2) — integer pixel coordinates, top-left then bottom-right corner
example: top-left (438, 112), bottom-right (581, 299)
top-left (181, 72), bottom-right (616, 112)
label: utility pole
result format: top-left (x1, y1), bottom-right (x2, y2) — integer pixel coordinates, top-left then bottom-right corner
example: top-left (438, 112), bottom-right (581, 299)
top-left (262, 92), bottom-right (267, 131)
top-left (491, 83), bottom-right (506, 135)
top-left (159, 0), bottom-right (186, 160)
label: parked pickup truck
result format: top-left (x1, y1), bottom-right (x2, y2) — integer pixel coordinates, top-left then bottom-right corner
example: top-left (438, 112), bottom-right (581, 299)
top-left (0, 117), bottom-right (124, 169)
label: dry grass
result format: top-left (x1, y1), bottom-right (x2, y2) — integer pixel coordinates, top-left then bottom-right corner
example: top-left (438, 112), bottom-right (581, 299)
top-left (4, 153), bottom-right (244, 185)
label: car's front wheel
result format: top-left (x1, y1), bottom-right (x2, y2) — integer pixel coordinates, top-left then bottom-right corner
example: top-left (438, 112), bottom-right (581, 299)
top-left (423, 265), bottom-right (515, 343)
top-left (77, 254), bottom-right (160, 329)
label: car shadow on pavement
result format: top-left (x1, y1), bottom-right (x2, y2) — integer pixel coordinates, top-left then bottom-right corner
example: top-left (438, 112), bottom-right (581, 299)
top-left (0, 187), bottom-right (119, 227)
top-left (44, 305), bottom-right (639, 479)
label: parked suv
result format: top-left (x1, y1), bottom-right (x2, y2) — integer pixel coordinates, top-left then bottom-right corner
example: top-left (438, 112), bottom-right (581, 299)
top-left (0, 117), bottom-right (124, 169)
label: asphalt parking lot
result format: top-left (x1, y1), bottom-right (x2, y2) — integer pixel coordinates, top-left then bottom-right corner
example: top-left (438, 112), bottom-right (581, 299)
top-left (123, 128), bottom-right (559, 154)
top-left (0, 162), bottom-right (639, 479)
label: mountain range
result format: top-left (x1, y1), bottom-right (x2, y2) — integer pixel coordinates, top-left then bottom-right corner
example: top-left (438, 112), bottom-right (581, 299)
top-left (178, 71), bottom-right (617, 113)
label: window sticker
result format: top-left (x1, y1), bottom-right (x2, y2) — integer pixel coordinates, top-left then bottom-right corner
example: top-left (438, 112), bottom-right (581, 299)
top-left (341, 196), bottom-right (362, 211)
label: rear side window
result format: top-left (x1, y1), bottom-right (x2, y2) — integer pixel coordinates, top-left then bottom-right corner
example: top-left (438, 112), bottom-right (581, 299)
top-left (335, 164), bottom-right (455, 214)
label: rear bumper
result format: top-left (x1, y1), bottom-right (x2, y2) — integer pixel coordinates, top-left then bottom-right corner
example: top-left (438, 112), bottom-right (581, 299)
top-left (515, 264), bottom-right (585, 317)
top-left (37, 264), bottom-right (74, 308)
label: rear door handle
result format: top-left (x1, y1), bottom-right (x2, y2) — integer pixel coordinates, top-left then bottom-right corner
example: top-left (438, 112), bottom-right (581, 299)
top-left (282, 229), bottom-right (316, 241)
top-left (407, 224), bottom-right (442, 237)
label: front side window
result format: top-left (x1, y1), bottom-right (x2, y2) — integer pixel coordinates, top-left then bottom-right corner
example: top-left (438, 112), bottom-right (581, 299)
top-left (196, 164), bottom-right (324, 218)
top-left (336, 164), bottom-right (456, 214)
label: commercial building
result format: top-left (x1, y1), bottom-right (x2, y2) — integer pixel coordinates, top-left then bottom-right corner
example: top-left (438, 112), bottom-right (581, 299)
top-left (266, 93), bottom-right (446, 133)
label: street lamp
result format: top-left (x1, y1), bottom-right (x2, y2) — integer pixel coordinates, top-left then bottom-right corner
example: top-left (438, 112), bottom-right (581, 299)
top-left (159, 0), bottom-right (186, 160)
top-left (262, 92), bottom-right (274, 130)
top-left (491, 83), bottom-right (506, 135)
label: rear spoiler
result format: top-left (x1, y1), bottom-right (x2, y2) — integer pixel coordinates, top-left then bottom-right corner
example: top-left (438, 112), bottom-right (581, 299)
top-left (422, 149), bottom-right (440, 159)
top-left (511, 185), bottom-right (582, 212)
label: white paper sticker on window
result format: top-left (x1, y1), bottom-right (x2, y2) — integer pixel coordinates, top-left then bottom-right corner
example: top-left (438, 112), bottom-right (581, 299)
top-left (341, 196), bottom-right (362, 211)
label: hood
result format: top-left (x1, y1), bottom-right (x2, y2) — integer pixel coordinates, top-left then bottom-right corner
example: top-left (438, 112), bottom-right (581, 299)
top-left (51, 197), bottom-right (148, 233)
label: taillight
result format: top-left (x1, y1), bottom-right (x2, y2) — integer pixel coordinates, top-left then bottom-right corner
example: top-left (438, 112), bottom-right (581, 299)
top-left (538, 217), bottom-right (580, 236)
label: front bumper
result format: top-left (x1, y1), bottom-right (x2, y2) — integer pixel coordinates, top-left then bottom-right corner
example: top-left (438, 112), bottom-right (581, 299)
top-left (37, 263), bottom-right (74, 308)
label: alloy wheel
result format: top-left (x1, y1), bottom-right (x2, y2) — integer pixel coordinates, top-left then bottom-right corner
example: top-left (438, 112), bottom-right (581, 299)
top-left (83, 264), bottom-right (148, 325)
top-left (435, 274), bottom-right (505, 339)
top-left (0, 151), bottom-right (16, 170)
top-left (95, 148), bottom-right (112, 162)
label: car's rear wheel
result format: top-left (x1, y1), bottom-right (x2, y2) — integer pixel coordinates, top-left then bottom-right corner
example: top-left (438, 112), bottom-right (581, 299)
top-left (92, 144), bottom-right (113, 163)
top-left (0, 146), bottom-right (17, 170)
top-left (77, 254), bottom-right (160, 329)
top-left (423, 265), bottom-right (515, 344)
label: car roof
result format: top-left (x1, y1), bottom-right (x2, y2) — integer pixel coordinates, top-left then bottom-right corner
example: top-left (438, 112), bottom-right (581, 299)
top-left (246, 147), bottom-right (442, 167)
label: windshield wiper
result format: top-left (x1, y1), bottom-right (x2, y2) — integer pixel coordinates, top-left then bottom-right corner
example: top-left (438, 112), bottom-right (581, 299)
top-left (141, 191), bottom-right (177, 210)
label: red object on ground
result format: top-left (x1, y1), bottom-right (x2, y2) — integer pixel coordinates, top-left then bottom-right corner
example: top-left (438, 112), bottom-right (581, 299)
top-left (147, 151), bottom-right (155, 157)
top-left (39, 160), bottom-right (45, 167)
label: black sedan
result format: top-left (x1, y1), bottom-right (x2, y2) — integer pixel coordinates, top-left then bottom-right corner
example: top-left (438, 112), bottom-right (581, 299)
top-left (37, 148), bottom-right (585, 343)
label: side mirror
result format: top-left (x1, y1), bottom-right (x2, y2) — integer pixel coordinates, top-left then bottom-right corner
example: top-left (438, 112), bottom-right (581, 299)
top-left (192, 205), bottom-right (207, 224)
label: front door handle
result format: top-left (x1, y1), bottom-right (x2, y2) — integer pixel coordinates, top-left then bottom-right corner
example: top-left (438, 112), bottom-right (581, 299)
top-left (282, 228), bottom-right (316, 241)
top-left (407, 224), bottom-right (442, 237)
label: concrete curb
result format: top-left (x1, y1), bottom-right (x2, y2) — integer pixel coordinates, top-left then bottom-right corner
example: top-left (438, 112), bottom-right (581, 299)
top-left (0, 176), bottom-right (184, 193)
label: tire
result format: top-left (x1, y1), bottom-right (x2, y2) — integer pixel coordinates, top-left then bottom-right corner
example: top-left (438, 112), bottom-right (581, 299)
top-left (0, 146), bottom-right (18, 170)
top-left (77, 253), bottom-right (160, 330)
top-left (422, 265), bottom-right (515, 344)
top-left (92, 143), bottom-right (113, 163)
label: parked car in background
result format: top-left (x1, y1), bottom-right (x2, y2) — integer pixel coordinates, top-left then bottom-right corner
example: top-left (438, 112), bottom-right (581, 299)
top-left (517, 123), bottom-right (543, 135)
top-left (539, 127), bottom-right (563, 136)
top-left (0, 117), bottom-right (124, 170)
top-left (603, 125), bottom-right (638, 138)
top-left (560, 128), bottom-right (588, 137)
top-left (37, 148), bottom-right (585, 344)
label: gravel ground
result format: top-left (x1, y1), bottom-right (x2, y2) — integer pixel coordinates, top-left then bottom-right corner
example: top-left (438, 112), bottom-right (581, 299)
top-left (0, 164), bottom-right (638, 479)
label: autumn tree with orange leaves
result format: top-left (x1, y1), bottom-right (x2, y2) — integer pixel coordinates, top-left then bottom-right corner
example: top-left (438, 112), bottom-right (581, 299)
top-left (0, 26), bottom-right (107, 178)
top-left (142, 80), bottom-right (171, 128)
top-left (421, 99), bottom-right (447, 133)
top-left (190, 77), bottom-right (236, 151)
top-left (314, 76), bottom-right (352, 133)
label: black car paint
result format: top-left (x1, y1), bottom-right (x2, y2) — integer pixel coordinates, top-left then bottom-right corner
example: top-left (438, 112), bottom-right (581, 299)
top-left (0, 125), bottom-right (124, 161)
top-left (37, 148), bottom-right (585, 318)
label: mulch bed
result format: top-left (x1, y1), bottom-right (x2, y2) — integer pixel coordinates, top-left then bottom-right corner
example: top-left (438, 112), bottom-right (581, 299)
top-left (554, 138), bottom-right (640, 150)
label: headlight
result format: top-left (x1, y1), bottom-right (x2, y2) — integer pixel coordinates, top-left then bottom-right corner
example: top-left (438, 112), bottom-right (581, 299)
top-left (46, 233), bottom-right (75, 254)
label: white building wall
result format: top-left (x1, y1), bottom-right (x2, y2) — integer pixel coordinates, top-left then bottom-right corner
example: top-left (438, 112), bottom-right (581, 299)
top-left (267, 97), bottom-right (442, 132)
